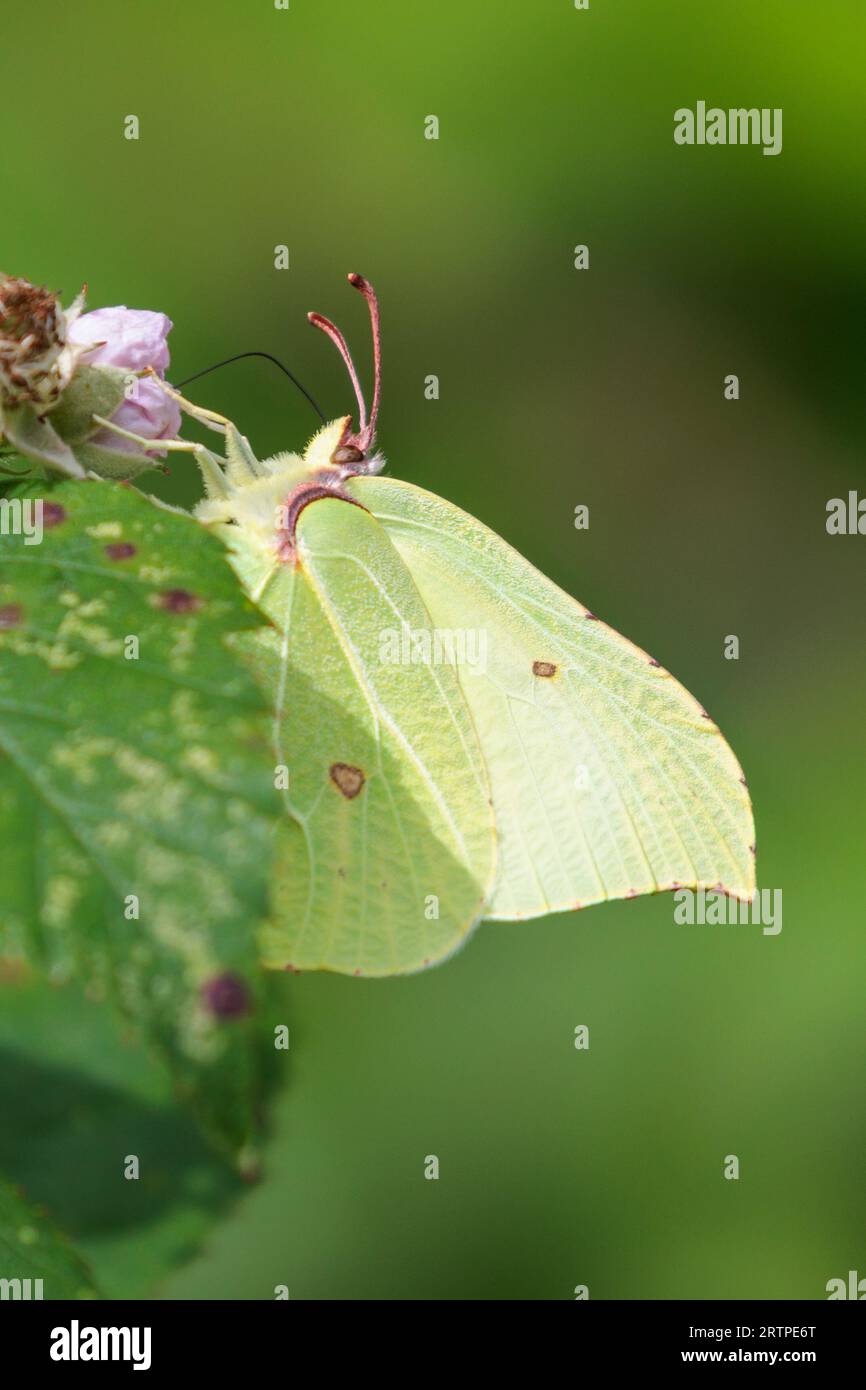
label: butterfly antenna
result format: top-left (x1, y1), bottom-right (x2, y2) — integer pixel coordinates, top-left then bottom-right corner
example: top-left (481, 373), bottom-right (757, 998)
top-left (175, 351), bottom-right (326, 423)
top-left (347, 273), bottom-right (381, 451)
top-left (307, 310), bottom-right (368, 433)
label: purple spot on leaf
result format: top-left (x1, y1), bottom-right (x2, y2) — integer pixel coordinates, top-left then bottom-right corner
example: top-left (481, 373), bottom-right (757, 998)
top-left (201, 972), bottom-right (250, 1019)
top-left (0, 604), bottom-right (23, 629)
top-left (41, 502), bottom-right (66, 528)
top-left (157, 588), bottom-right (201, 614)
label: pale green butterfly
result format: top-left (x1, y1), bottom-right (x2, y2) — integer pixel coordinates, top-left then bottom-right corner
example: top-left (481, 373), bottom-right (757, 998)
top-left (138, 275), bottom-right (756, 977)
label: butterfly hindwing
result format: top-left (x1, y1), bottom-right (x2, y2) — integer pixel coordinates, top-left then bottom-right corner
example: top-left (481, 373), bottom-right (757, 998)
top-left (350, 475), bottom-right (755, 920)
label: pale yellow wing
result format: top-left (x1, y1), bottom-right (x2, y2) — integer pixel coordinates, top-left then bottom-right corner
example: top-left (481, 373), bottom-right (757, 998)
top-left (224, 495), bottom-right (496, 974)
top-left (350, 475), bottom-right (755, 920)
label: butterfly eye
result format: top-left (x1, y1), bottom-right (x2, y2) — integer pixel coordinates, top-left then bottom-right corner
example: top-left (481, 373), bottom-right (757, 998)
top-left (333, 444), bottom-right (365, 466)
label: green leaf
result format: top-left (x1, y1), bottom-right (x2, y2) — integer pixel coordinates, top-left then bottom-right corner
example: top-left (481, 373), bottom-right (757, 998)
top-left (0, 1174), bottom-right (98, 1299)
top-left (0, 966), bottom-right (282, 1296)
top-left (49, 364), bottom-right (130, 444)
top-left (0, 481), bottom-right (283, 1162)
top-left (0, 451), bottom-right (41, 481)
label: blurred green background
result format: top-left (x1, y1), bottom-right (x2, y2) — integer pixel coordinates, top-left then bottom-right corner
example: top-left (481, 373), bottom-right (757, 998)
top-left (2, 0), bottom-right (865, 1298)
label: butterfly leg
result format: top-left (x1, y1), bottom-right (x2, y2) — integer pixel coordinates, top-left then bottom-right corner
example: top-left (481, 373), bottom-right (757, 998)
top-left (141, 370), bottom-right (254, 446)
top-left (89, 412), bottom-right (229, 494)
top-left (145, 374), bottom-right (232, 433)
top-left (141, 373), bottom-right (263, 481)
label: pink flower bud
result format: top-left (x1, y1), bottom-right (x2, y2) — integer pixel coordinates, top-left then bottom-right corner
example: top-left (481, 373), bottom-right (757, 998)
top-left (68, 306), bottom-right (173, 374)
top-left (93, 376), bottom-right (182, 455)
top-left (68, 305), bottom-right (180, 455)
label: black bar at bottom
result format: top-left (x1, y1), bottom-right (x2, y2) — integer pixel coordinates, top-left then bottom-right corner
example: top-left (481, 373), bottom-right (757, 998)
top-left (2, 1297), bottom-right (862, 1374)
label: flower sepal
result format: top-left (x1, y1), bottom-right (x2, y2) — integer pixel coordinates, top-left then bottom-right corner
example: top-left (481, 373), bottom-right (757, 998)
top-left (45, 364), bottom-right (164, 478)
top-left (48, 363), bottom-right (130, 445)
top-left (72, 436), bottom-right (169, 480)
top-left (0, 399), bottom-right (85, 478)
top-left (0, 380), bottom-right (161, 480)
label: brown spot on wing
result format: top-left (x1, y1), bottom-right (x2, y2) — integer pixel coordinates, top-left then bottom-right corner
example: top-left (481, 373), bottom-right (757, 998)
top-left (532, 660), bottom-right (557, 678)
top-left (330, 762), bottom-right (365, 799)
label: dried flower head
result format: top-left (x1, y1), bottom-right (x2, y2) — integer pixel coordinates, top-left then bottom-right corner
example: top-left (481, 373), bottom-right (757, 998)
top-left (0, 275), bottom-right (85, 413)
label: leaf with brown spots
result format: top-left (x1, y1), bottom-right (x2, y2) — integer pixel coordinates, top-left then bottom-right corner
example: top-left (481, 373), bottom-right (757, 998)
top-left (0, 479), bottom-right (284, 1162)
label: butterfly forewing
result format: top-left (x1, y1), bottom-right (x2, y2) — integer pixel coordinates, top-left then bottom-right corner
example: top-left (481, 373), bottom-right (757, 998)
top-left (227, 496), bottom-right (496, 975)
top-left (350, 475), bottom-right (755, 920)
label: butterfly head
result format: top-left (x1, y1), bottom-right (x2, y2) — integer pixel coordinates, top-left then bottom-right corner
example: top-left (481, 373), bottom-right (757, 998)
top-left (300, 415), bottom-right (378, 479)
top-left (193, 275), bottom-right (384, 562)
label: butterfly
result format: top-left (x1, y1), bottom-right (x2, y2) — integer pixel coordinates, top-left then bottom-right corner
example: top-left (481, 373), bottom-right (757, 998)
top-left (178, 274), bottom-right (755, 977)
